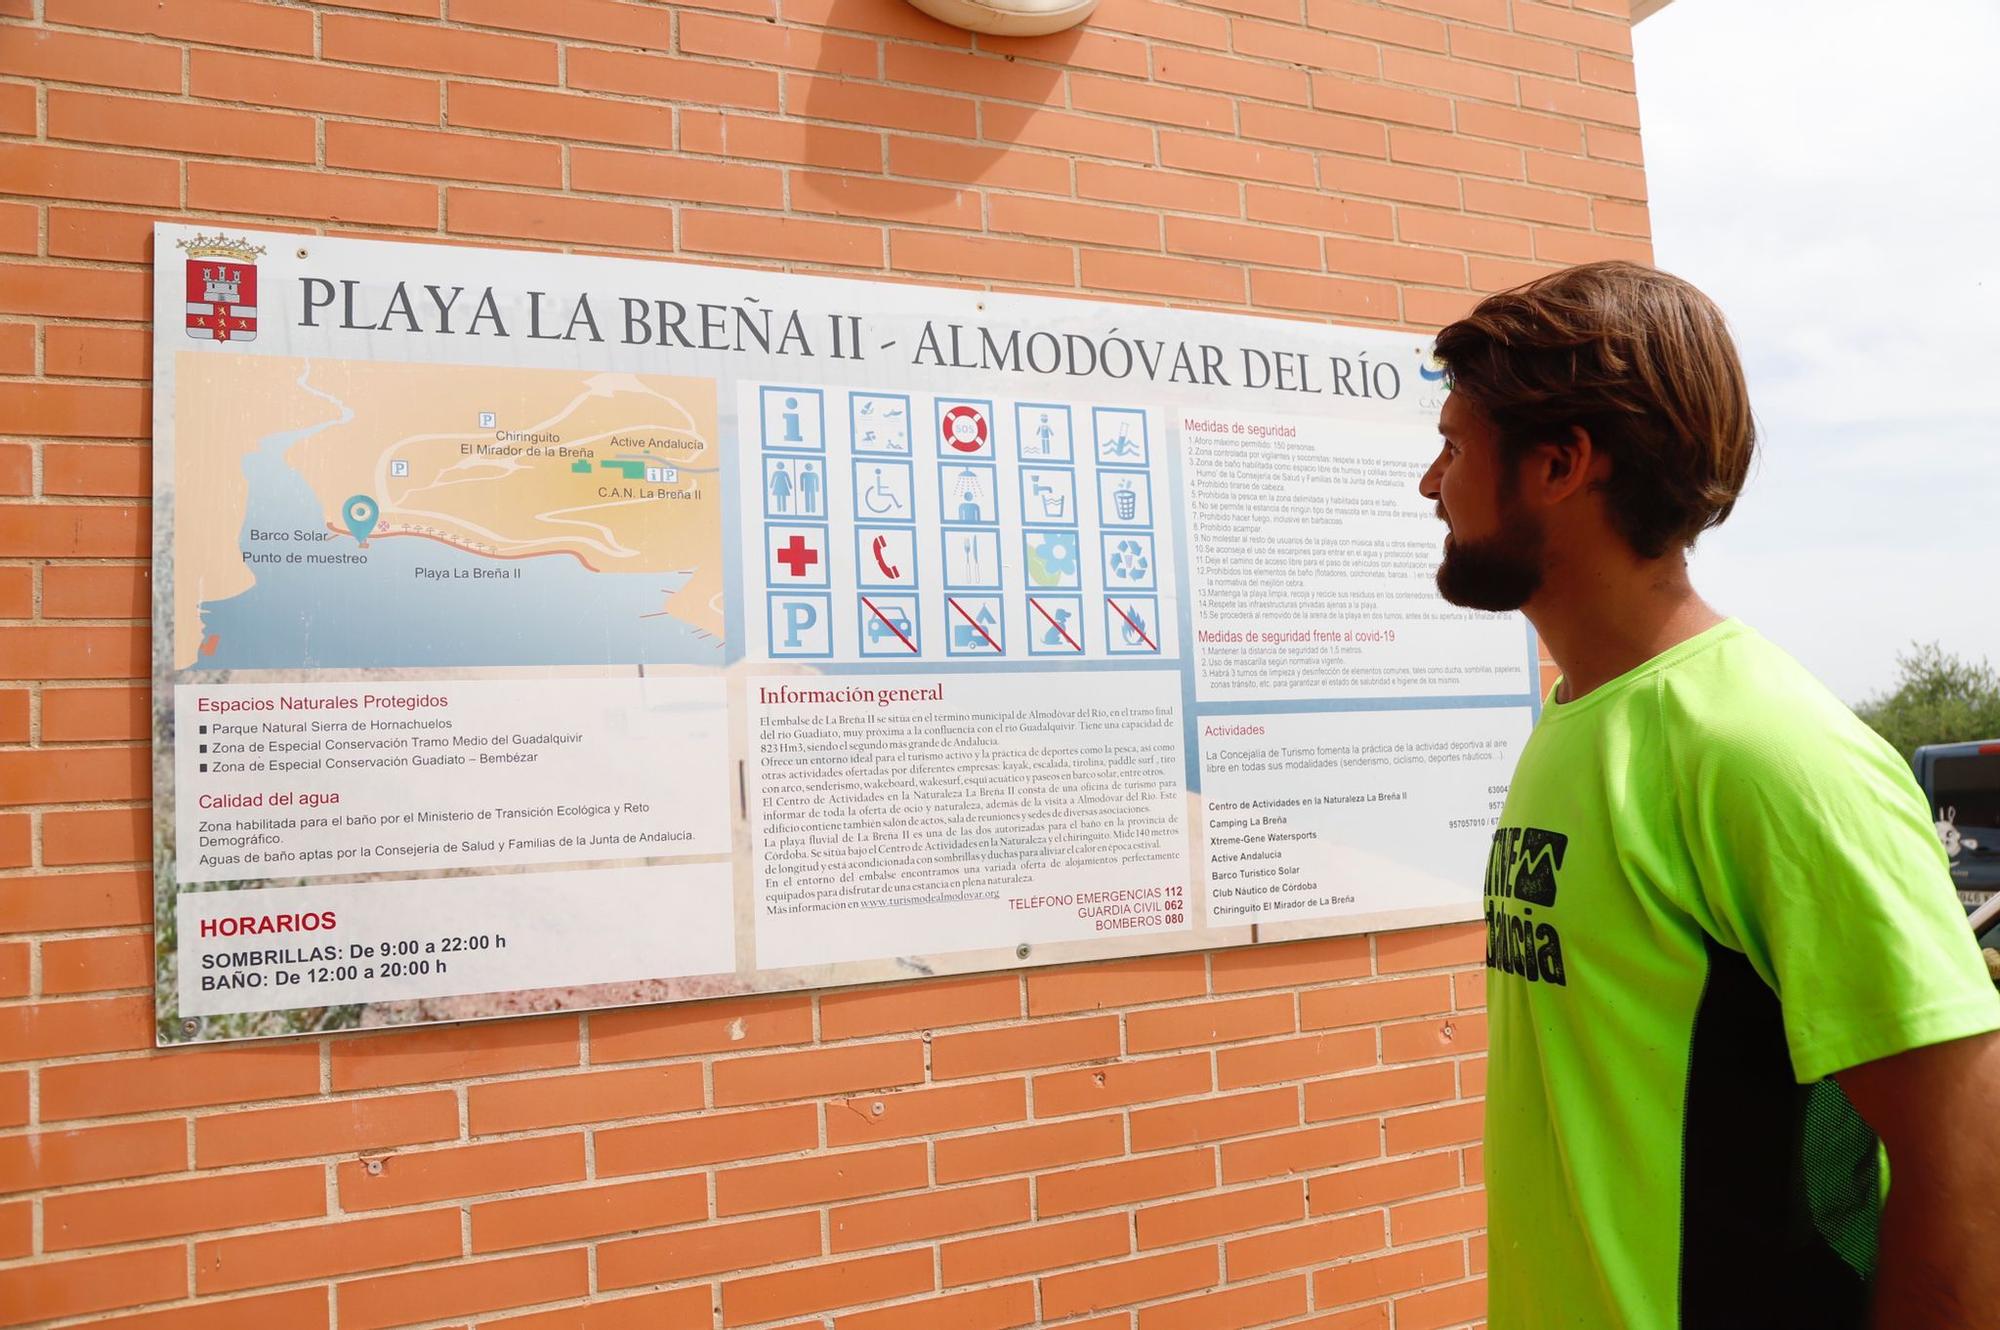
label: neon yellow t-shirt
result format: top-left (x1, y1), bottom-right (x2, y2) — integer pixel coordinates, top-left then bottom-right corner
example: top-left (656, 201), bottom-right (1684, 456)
top-left (1485, 620), bottom-right (2000, 1328)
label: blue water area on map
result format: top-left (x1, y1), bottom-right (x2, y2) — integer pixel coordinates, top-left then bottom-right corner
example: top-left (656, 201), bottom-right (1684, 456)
top-left (196, 376), bottom-right (717, 670)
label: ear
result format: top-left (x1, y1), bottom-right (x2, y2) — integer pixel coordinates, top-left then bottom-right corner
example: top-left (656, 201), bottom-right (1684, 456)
top-left (1521, 425), bottom-right (1598, 506)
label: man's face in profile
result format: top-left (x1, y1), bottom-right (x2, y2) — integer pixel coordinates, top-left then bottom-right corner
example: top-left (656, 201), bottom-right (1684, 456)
top-left (1426, 391), bottom-right (1546, 613)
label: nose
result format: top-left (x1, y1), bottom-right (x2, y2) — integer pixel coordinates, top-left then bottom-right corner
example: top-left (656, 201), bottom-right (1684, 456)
top-left (1418, 445), bottom-right (1445, 503)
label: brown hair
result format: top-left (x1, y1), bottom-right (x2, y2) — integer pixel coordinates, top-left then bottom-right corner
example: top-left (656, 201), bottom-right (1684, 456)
top-left (1431, 260), bottom-right (1756, 559)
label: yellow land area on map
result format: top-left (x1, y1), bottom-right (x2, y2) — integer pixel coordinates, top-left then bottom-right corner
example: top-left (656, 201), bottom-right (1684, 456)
top-left (172, 355), bottom-right (723, 669)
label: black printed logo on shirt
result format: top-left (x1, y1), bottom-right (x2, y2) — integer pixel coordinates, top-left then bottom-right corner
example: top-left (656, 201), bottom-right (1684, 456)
top-left (1485, 826), bottom-right (1568, 986)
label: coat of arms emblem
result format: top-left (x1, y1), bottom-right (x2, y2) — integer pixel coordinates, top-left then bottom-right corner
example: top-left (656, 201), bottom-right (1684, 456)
top-left (178, 232), bottom-right (265, 342)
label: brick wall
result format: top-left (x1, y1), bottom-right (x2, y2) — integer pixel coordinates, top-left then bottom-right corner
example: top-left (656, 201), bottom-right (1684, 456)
top-left (0, 1), bottom-right (1648, 1326)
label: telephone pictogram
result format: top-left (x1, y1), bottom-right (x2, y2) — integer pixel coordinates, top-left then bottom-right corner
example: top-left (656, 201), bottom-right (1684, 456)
top-left (872, 534), bottom-right (901, 581)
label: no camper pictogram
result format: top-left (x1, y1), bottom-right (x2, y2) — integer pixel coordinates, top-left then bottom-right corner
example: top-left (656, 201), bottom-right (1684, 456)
top-left (1029, 597), bottom-right (1082, 652)
top-left (947, 597), bottom-right (1002, 653)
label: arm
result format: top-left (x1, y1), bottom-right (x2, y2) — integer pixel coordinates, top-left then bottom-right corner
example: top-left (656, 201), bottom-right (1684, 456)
top-left (1835, 1029), bottom-right (2000, 1328)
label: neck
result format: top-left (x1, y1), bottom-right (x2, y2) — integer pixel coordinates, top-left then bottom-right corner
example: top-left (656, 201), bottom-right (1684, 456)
top-left (1524, 545), bottom-right (1724, 702)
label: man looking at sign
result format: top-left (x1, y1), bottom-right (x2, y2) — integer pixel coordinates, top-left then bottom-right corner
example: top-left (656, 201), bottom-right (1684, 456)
top-left (1419, 261), bottom-right (2000, 1328)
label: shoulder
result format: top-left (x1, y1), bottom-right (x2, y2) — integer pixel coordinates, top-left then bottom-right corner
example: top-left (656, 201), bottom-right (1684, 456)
top-left (1654, 626), bottom-right (1918, 811)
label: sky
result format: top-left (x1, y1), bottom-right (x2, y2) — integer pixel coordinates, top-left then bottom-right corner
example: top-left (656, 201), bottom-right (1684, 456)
top-left (1632, 0), bottom-right (2000, 704)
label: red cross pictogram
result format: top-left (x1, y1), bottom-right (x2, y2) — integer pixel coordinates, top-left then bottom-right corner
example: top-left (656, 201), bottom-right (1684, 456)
top-left (776, 534), bottom-right (820, 577)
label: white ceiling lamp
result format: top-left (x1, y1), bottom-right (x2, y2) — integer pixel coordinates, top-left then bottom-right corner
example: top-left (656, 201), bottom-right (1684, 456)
top-left (906, 0), bottom-right (1100, 37)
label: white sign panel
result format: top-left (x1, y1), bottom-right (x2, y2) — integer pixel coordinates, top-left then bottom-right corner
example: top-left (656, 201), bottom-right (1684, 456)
top-left (152, 225), bottom-right (1536, 1043)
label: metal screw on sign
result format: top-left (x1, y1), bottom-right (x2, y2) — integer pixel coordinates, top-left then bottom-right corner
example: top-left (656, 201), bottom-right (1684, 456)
top-left (365, 1159), bottom-right (384, 1176)
top-left (295, 247), bottom-right (308, 259)
top-left (1016, 943), bottom-right (1031, 961)
top-left (179, 1019), bottom-right (198, 1037)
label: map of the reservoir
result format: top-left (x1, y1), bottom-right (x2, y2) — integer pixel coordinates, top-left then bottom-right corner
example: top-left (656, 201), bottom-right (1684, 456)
top-left (172, 355), bottom-right (722, 669)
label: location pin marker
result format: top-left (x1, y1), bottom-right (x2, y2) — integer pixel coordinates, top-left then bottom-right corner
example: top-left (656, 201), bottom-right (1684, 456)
top-left (342, 494), bottom-right (379, 547)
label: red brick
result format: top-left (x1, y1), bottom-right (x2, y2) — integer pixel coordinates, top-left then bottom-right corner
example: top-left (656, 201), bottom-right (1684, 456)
top-left (45, 325), bottom-right (150, 380)
top-left (933, 1013), bottom-right (1119, 1078)
top-left (42, 807), bottom-right (147, 866)
top-left (1220, 1118), bottom-right (1379, 1184)
top-left (323, 14), bottom-right (559, 83)
top-left (1093, 0), bottom-right (1231, 47)
top-left (0, 28), bottom-right (181, 93)
top-left (684, 210), bottom-right (884, 268)
top-left (1398, 207), bottom-right (1533, 258)
top-left (1376, 922), bottom-right (1483, 972)
top-left (1313, 1241), bottom-right (1464, 1306)
top-left (0, 262), bottom-right (149, 320)
top-left (794, 172), bottom-right (982, 230)
top-left (1070, 72), bottom-right (1233, 132)
top-left (0, 940), bottom-right (27, 996)
top-left (0, 1198), bottom-right (26, 1259)
top-left (1306, 1062), bottom-right (1458, 1122)
top-left (327, 122), bottom-right (561, 188)
top-left (830, 1178), bottom-right (1029, 1252)
top-left (485, 1288), bottom-right (710, 1330)
top-left (1449, 23), bottom-right (1576, 77)
top-left (600, 1212), bottom-right (821, 1290)
top-left (0, 203), bottom-right (32, 255)
top-left (191, 163), bottom-right (438, 227)
top-left (717, 1142), bottom-right (928, 1217)
top-left (0, 1070), bottom-right (23, 1127)
top-left (826, 1078), bottom-right (1026, 1147)
top-left (593, 991), bottom-right (812, 1060)
top-left (41, 686), bottom-right (147, 741)
top-left (0, 1118), bottom-right (184, 1191)
top-left (1218, 1028), bottom-right (1375, 1089)
top-left (448, 82), bottom-right (671, 149)
top-left (1397, 1277), bottom-right (1488, 1330)
top-left (473, 1175), bottom-right (708, 1252)
top-left (1455, 100), bottom-right (1584, 154)
top-left (1244, 185), bottom-right (1395, 239)
top-left (1596, 197), bottom-right (1651, 237)
top-left (1130, 1085), bottom-right (1300, 1152)
top-left (331, 1014), bottom-right (579, 1091)
top-left (1035, 1049), bottom-right (1211, 1116)
top-left (1140, 1274), bottom-right (1311, 1330)
top-left (981, 103), bottom-right (1153, 164)
top-left (1525, 149), bottom-right (1646, 200)
top-left (45, 1165), bottom-right (326, 1250)
top-left (1385, 45), bottom-right (1515, 103)
top-left (47, 91), bottom-right (315, 163)
top-left (1320, 156), bottom-right (1461, 208)
top-left (935, 1113), bottom-right (1123, 1184)
top-left (340, 1134), bottom-right (586, 1210)
top-left (820, 973), bottom-right (1020, 1039)
top-left (1384, 1101), bottom-right (1483, 1153)
top-left (0, 1246), bottom-right (186, 1327)
top-left (42, 564), bottom-right (147, 618)
top-left (1455, 967), bottom-right (1486, 1010)
top-left (1227, 1211), bottom-right (1383, 1279)
top-left (190, 50), bottom-right (440, 124)
top-left (567, 147), bottom-right (783, 209)
top-left (1042, 1246), bottom-right (1218, 1321)
top-left (1307, 0), bottom-right (1447, 50)
top-left (1534, 225), bottom-right (1650, 266)
top-left (46, 0), bottom-right (314, 54)
top-left (197, 1090), bottom-right (460, 1166)
top-left (1076, 160), bottom-right (1238, 218)
top-left (892, 135), bottom-right (1068, 195)
top-left (598, 1103), bottom-right (817, 1176)
top-left (982, 27), bottom-right (1149, 77)
top-left (1514, 0), bottom-right (1632, 53)
top-left (1391, 1187), bottom-right (1485, 1243)
top-left (568, 48), bottom-right (780, 112)
top-left (988, 198), bottom-right (1156, 259)
top-left (682, 12), bottom-right (875, 76)
top-left (0, 993), bottom-right (150, 1059)
top-left (713, 1039), bottom-right (925, 1106)
top-left (1312, 73), bottom-right (1452, 130)
top-left (1383, 1012), bottom-right (1485, 1064)
top-left (839, 1282), bottom-right (1036, 1330)
top-left (721, 1249), bottom-right (932, 1328)
top-left (784, 0), bottom-right (971, 43)
top-left (0, 868), bottom-right (149, 935)
top-left (942, 1213), bottom-right (1128, 1287)
top-left (1302, 975), bottom-right (1454, 1030)
top-left (47, 206), bottom-right (176, 262)
top-left (469, 1063), bottom-right (704, 1134)
top-left (0, 743), bottom-right (144, 803)
top-left (888, 43), bottom-right (1069, 105)
top-left (1038, 1148), bottom-right (1215, 1218)
top-left (1082, 250), bottom-right (1244, 305)
top-left (338, 1250), bottom-right (589, 1330)
top-left (1137, 1178), bottom-right (1303, 1248)
top-left (193, 1208), bottom-right (462, 1288)
top-left (0, 326), bottom-right (29, 376)
top-left (890, 231), bottom-right (1069, 286)
top-left (450, 0), bottom-right (672, 46)
top-left (1588, 124), bottom-right (1645, 165)
top-left (1232, 18), bottom-right (1379, 78)
top-left (0, 625), bottom-right (145, 679)
top-left (1308, 1152), bottom-right (1462, 1215)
